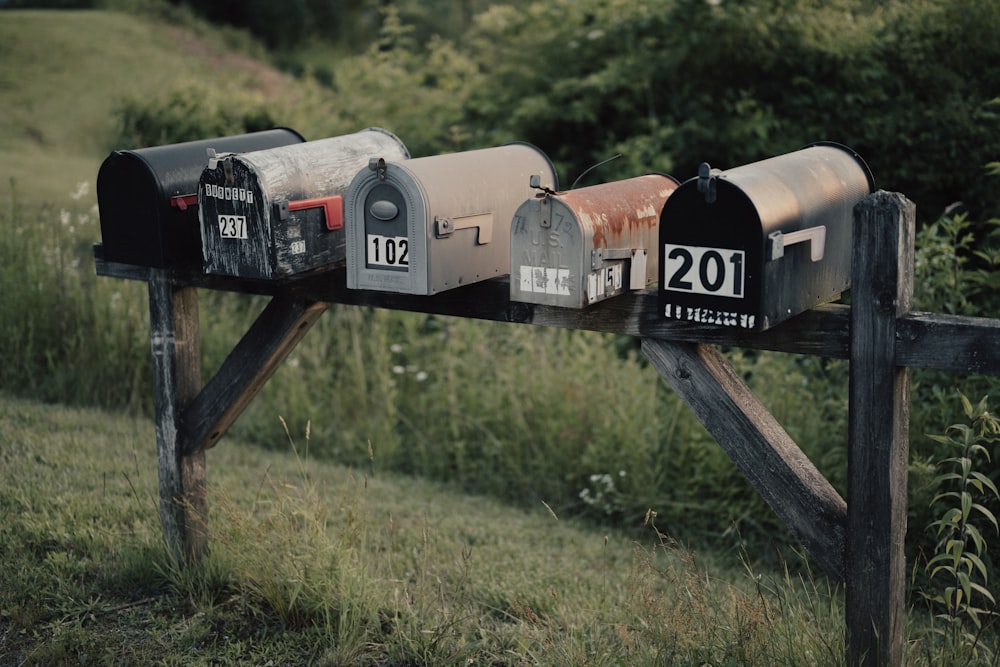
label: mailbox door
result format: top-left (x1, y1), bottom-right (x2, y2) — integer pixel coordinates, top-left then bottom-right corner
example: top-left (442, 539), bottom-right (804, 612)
top-left (97, 128), bottom-right (305, 268)
top-left (510, 195), bottom-right (586, 307)
top-left (346, 164), bottom-right (431, 294)
top-left (660, 183), bottom-right (764, 329)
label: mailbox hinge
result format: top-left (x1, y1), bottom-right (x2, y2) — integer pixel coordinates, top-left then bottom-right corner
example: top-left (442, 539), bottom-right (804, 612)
top-left (768, 225), bottom-right (827, 262)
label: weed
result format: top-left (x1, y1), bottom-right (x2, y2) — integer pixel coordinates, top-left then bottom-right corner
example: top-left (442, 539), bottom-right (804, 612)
top-left (918, 394), bottom-right (1000, 659)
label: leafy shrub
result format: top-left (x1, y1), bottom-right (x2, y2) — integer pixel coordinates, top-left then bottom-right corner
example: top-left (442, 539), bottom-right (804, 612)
top-left (112, 78), bottom-right (278, 148)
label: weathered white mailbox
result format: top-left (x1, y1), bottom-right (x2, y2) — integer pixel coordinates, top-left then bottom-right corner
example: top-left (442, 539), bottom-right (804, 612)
top-left (345, 143), bottom-right (558, 294)
top-left (510, 174), bottom-right (679, 308)
top-left (198, 128), bottom-right (409, 280)
top-left (659, 142), bottom-right (874, 331)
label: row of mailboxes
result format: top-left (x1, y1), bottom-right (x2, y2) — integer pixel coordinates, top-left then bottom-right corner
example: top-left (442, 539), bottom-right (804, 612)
top-left (97, 131), bottom-right (873, 330)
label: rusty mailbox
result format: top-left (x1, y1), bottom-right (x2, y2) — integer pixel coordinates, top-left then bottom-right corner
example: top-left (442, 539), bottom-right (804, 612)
top-left (198, 128), bottom-right (409, 280)
top-left (510, 174), bottom-right (679, 308)
top-left (97, 128), bottom-right (306, 268)
top-left (345, 143), bottom-right (558, 294)
top-left (659, 142), bottom-right (874, 331)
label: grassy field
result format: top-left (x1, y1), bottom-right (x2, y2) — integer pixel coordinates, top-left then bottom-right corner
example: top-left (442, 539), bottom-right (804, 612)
top-left (0, 8), bottom-right (300, 204)
top-left (3, 392), bottom-right (998, 665)
top-left (0, 391), bottom-right (845, 666)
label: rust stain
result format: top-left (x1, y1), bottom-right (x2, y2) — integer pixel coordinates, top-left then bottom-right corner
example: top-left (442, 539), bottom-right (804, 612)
top-left (556, 174), bottom-right (677, 251)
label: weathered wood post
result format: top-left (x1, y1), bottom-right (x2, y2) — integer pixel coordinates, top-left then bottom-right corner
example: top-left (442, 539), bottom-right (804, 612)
top-left (847, 191), bottom-right (915, 666)
top-left (148, 270), bottom-right (207, 565)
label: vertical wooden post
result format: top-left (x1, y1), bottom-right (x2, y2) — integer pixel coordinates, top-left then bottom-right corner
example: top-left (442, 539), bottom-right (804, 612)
top-left (148, 270), bottom-right (207, 566)
top-left (847, 191), bottom-right (915, 666)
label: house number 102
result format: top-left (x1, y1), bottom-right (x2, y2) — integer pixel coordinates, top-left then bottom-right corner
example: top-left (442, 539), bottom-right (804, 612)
top-left (662, 243), bottom-right (745, 299)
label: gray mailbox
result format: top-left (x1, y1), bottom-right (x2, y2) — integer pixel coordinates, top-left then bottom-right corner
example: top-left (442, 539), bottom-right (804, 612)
top-left (96, 128), bottom-right (305, 268)
top-left (345, 143), bottom-right (557, 294)
top-left (510, 174), bottom-right (679, 308)
top-left (659, 142), bottom-right (874, 331)
top-left (198, 128), bottom-right (409, 280)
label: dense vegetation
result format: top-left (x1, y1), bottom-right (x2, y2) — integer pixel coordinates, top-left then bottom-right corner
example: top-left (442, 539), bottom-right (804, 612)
top-left (2, 0), bottom-right (1000, 659)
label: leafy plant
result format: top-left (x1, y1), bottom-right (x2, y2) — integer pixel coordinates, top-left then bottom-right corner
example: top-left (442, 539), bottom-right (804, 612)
top-left (921, 394), bottom-right (1000, 652)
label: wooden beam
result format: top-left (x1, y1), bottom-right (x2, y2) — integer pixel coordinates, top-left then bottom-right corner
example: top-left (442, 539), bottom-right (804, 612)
top-left (98, 255), bottom-right (1000, 378)
top-left (147, 270), bottom-right (207, 565)
top-left (178, 295), bottom-right (329, 455)
top-left (847, 191), bottom-right (915, 667)
top-left (641, 338), bottom-right (847, 581)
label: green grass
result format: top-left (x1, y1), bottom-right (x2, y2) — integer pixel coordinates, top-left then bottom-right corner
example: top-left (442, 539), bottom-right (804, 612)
top-left (0, 8), bottom-right (295, 204)
top-left (0, 392), bottom-right (839, 665)
top-left (2, 392), bottom-right (996, 666)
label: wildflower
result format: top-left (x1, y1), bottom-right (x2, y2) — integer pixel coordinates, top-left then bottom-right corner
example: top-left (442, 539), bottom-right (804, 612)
top-left (69, 182), bottom-right (89, 200)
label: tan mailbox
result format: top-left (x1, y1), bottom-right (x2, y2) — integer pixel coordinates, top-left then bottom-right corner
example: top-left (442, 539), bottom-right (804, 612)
top-left (198, 128), bottom-right (409, 280)
top-left (345, 143), bottom-right (558, 294)
top-left (510, 174), bottom-right (679, 308)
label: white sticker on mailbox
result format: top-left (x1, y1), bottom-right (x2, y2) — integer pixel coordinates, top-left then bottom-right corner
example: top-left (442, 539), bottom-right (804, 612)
top-left (367, 234), bottom-right (409, 269)
top-left (218, 215), bottom-right (248, 240)
top-left (662, 243), bottom-right (745, 299)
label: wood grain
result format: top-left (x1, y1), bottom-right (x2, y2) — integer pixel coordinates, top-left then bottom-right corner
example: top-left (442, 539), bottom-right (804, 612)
top-left (847, 191), bottom-right (915, 667)
top-left (642, 338), bottom-right (847, 581)
top-left (147, 271), bottom-right (206, 565)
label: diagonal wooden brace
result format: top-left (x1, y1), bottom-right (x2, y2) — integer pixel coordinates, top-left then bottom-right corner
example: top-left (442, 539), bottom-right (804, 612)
top-left (641, 337), bottom-right (847, 581)
top-left (178, 294), bottom-right (329, 456)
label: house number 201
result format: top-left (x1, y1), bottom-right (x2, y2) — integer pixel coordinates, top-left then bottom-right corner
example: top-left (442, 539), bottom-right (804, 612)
top-left (662, 244), bottom-right (745, 299)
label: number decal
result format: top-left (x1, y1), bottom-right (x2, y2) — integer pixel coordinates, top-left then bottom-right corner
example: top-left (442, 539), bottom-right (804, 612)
top-left (663, 244), bottom-right (745, 298)
top-left (218, 215), bottom-right (248, 240)
top-left (367, 234), bottom-right (409, 269)
top-left (666, 247), bottom-right (694, 290)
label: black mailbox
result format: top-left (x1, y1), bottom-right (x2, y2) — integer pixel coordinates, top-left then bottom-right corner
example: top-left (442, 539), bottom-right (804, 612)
top-left (659, 142), bottom-right (874, 331)
top-left (198, 128), bottom-right (409, 280)
top-left (96, 128), bottom-right (305, 268)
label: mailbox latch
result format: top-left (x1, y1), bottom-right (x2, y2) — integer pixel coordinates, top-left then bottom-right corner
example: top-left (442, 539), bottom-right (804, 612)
top-left (768, 225), bottom-right (827, 262)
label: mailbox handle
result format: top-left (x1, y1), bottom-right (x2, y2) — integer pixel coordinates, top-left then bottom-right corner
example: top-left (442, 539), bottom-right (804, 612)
top-left (768, 225), bottom-right (826, 262)
top-left (288, 195), bottom-right (344, 231)
top-left (435, 213), bottom-right (494, 244)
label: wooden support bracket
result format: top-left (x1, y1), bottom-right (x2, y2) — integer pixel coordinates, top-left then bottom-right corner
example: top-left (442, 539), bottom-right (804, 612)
top-left (178, 295), bottom-right (329, 455)
top-left (641, 338), bottom-right (848, 581)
